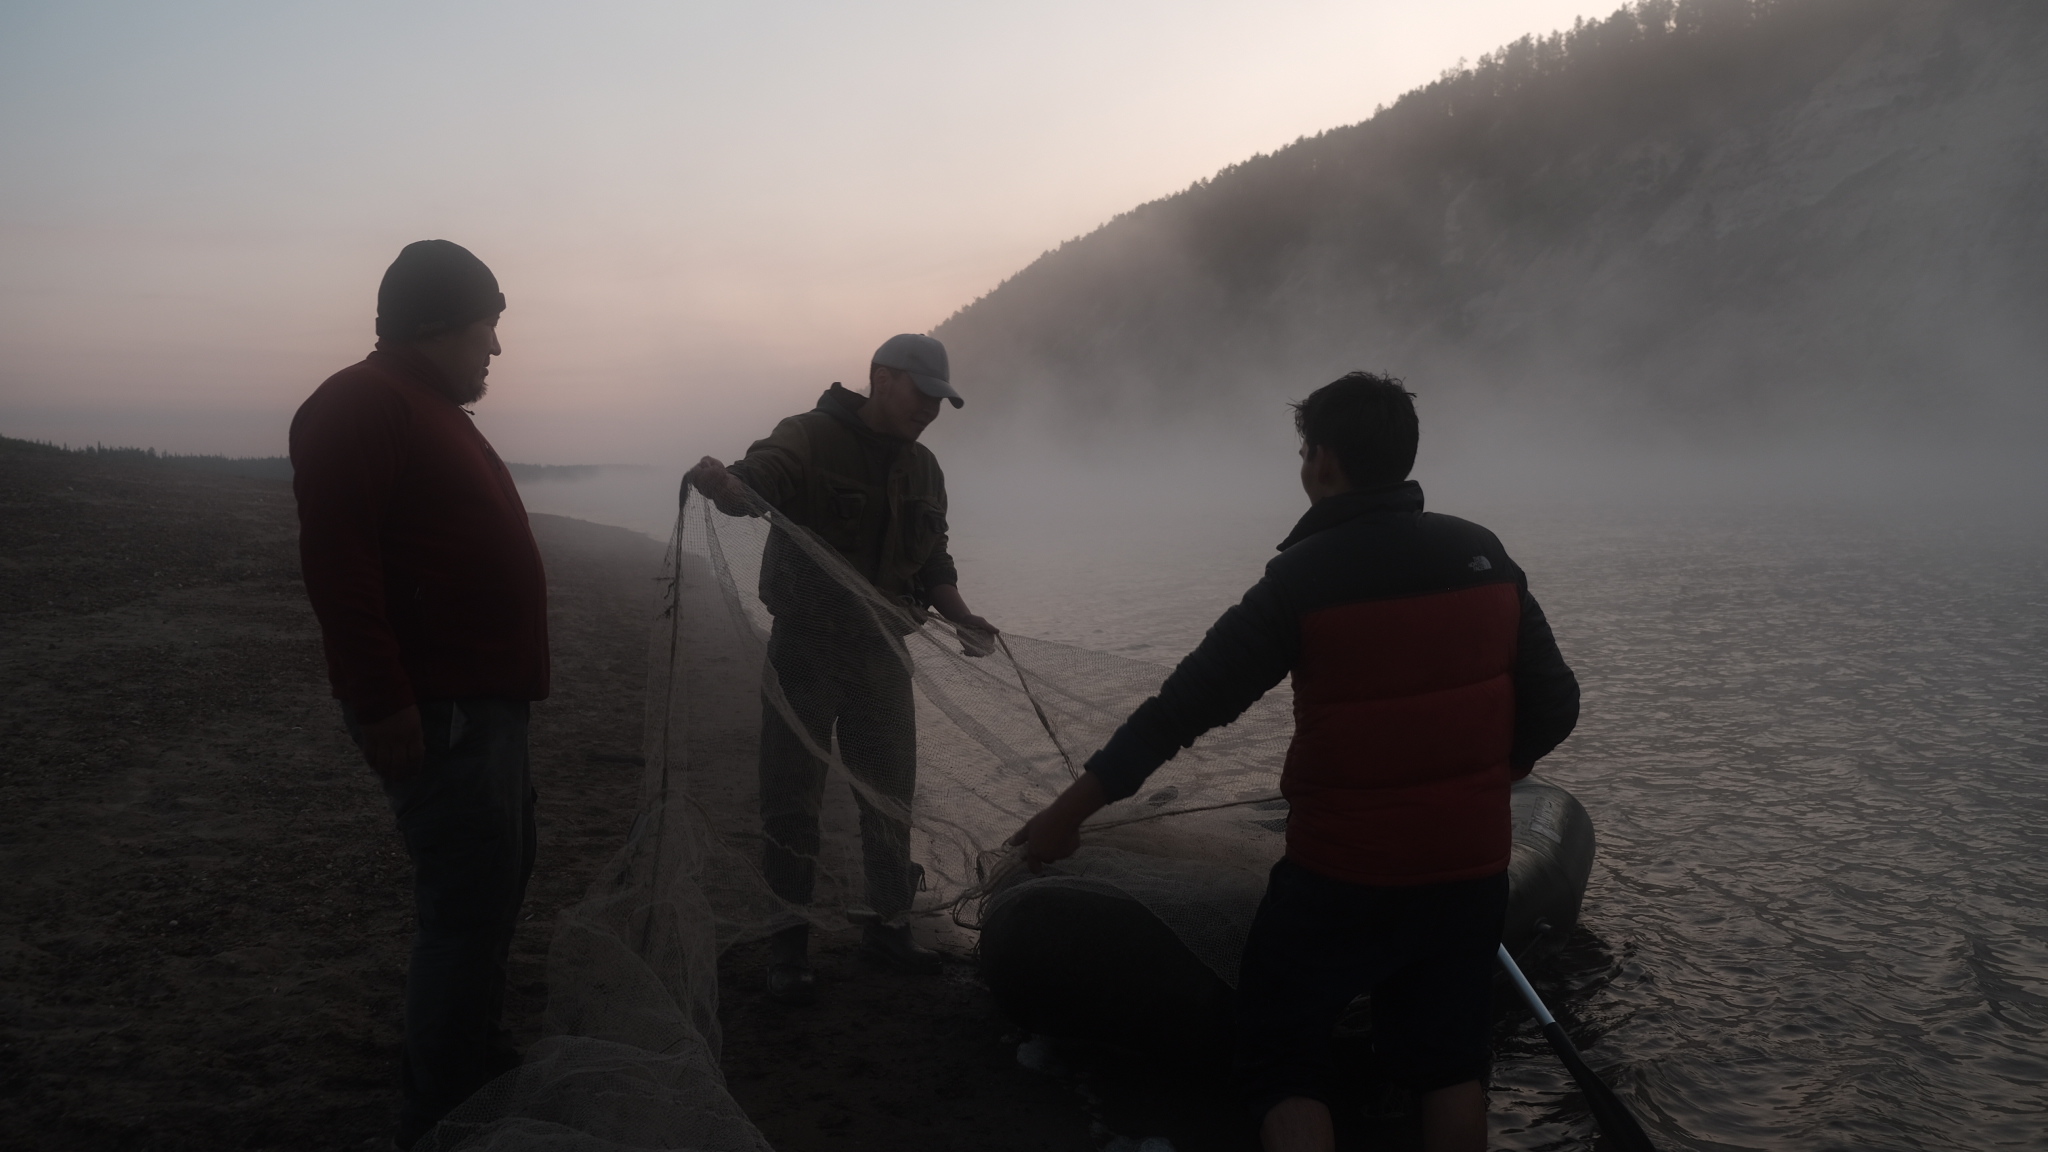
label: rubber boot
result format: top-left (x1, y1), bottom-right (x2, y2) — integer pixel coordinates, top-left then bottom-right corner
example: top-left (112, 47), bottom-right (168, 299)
top-left (860, 922), bottom-right (943, 974)
top-left (765, 924), bottom-right (815, 1005)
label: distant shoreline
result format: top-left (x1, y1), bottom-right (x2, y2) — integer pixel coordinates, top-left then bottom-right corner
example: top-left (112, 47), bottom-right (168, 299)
top-left (0, 434), bottom-right (647, 484)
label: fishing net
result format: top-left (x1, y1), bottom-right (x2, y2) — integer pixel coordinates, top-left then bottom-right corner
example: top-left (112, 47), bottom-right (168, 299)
top-left (421, 482), bottom-right (1570, 1150)
top-left (655, 482), bottom-right (1299, 959)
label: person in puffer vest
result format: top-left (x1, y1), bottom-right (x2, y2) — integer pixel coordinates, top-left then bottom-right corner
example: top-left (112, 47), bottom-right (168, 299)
top-left (1011, 372), bottom-right (1579, 1152)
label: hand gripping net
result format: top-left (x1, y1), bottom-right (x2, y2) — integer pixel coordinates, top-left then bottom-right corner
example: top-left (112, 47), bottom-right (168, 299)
top-left (420, 483), bottom-right (1297, 1150)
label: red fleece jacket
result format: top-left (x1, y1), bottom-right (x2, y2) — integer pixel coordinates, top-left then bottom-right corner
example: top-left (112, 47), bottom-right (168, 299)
top-left (289, 346), bottom-right (549, 721)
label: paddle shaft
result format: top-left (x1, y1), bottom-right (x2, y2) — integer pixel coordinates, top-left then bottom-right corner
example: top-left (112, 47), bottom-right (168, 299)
top-left (1496, 944), bottom-right (1659, 1152)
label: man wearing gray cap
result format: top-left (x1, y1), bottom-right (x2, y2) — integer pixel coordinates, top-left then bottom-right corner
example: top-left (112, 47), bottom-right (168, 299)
top-left (686, 333), bottom-right (995, 1003)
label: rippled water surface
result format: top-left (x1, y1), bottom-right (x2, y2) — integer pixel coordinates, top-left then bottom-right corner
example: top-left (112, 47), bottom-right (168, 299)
top-left (963, 498), bottom-right (2048, 1151)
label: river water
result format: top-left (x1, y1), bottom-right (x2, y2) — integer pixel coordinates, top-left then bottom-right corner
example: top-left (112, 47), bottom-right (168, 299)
top-left (523, 469), bottom-right (2047, 1150)
top-left (963, 492), bottom-right (2048, 1151)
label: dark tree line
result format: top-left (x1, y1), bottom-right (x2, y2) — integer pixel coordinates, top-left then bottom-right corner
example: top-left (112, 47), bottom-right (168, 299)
top-left (935, 0), bottom-right (2046, 436)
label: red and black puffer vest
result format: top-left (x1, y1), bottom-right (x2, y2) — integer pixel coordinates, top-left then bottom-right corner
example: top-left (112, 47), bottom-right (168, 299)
top-left (1283, 579), bottom-right (1521, 885)
top-left (1273, 486), bottom-right (1527, 885)
top-left (1084, 481), bottom-right (1578, 888)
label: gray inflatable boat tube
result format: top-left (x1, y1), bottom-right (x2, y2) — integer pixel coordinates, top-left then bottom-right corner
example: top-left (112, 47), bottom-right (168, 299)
top-left (978, 775), bottom-right (1595, 1059)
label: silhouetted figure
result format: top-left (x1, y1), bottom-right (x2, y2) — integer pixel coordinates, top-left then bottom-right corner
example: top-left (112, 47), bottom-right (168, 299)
top-left (290, 240), bottom-right (547, 1149)
top-left (1013, 373), bottom-right (1579, 1152)
top-left (687, 334), bottom-right (996, 1004)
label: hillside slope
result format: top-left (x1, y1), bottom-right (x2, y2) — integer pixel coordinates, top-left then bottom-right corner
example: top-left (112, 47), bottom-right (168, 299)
top-left (935, 0), bottom-right (2048, 446)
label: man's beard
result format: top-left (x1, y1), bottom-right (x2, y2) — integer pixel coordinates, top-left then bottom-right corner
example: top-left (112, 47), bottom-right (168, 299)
top-left (451, 375), bottom-right (488, 405)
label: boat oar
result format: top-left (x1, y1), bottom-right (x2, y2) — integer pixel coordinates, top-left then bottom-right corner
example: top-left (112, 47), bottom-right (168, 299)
top-left (1496, 944), bottom-right (1658, 1151)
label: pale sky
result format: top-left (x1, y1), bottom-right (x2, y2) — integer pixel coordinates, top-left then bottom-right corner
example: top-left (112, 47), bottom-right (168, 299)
top-left (1, 0), bottom-right (1611, 464)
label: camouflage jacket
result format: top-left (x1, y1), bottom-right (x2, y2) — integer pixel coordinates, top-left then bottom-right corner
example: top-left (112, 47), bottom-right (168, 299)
top-left (727, 383), bottom-right (957, 624)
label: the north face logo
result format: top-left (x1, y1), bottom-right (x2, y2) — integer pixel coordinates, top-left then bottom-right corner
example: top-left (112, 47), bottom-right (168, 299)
top-left (1468, 555), bottom-right (1493, 572)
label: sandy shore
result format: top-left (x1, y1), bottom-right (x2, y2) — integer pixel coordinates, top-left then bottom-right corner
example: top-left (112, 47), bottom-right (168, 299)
top-left (0, 440), bottom-right (1288, 1152)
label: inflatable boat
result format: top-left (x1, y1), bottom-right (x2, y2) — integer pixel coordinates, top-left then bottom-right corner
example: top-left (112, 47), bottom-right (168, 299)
top-left (978, 775), bottom-right (1595, 1060)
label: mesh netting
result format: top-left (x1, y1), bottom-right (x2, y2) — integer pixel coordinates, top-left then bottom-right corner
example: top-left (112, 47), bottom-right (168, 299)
top-left (418, 484), bottom-right (1517, 1149)
top-left (662, 483), bottom-right (1299, 953)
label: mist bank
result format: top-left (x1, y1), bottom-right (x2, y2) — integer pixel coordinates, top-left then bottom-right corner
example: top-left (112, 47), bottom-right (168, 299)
top-left (933, 0), bottom-right (2048, 466)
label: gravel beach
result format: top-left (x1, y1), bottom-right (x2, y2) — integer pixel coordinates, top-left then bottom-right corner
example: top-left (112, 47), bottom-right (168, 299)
top-left (0, 441), bottom-right (1114, 1151)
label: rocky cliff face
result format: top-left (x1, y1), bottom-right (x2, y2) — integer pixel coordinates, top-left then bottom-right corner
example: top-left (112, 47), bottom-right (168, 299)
top-left (936, 0), bottom-right (2047, 446)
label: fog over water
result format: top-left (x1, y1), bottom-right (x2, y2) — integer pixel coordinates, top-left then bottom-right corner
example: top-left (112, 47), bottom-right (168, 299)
top-left (1466, 504), bottom-right (2045, 1149)
top-left (512, 421), bottom-right (2048, 1148)
top-left (513, 262), bottom-right (2048, 1144)
top-left (13, 0), bottom-right (2045, 1145)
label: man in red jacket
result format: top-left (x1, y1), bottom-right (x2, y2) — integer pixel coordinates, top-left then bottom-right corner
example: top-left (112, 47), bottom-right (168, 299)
top-left (290, 240), bottom-right (549, 1149)
top-left (1011, 373), bottom-right (1579, 1152)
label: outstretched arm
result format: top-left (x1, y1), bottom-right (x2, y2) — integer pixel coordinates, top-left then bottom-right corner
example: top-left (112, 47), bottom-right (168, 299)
top-left (1087, 575), bottom-right (1296, 800)
top-left (1009, 772), bottom-right (1108, 872)
top-left (683, 456), bottom-right (756, 515)
top-left (927, 583), bottom-right (997, 656)
top-left (685, 419), bottom-right (810, 516)
top-left (1007, 573), bottom-right (1295, 870)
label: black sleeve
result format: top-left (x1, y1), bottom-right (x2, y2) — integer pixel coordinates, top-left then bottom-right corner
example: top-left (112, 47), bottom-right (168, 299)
top-left (723, 419), bottom-right (807, 515)
top-left (1509, 578), bottom-right (1579, 775)
top-left (914, 546), bottom-right (959, 595)
top-left (1085, 573), bottom-right (1297, 802)
top-left (913, 462), bottom-right (959, 593)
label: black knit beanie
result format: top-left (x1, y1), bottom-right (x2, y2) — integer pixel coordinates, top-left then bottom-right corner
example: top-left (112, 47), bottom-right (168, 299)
top-left (375, 239), bottom-right (506, 340)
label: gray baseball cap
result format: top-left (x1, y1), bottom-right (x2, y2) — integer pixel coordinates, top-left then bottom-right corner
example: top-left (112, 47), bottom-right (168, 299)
top-left (873, 333), bottom-right (962, 408)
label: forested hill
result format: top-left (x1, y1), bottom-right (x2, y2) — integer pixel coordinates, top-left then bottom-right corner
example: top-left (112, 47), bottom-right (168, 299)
top-left (934, 0), bottom-right (2048, 444)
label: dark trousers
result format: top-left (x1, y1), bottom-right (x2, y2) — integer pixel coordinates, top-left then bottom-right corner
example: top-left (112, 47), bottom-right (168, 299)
top-left (758, 620), bottom-right (918, 920)
top-left (345, 698), bottom-right (536, 1141)
top-left (1233, 859), bottom-right (1508, 1114)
